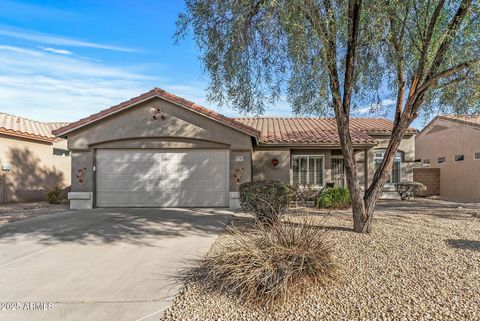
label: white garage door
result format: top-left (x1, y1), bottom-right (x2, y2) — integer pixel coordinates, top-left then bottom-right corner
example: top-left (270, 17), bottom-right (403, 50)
top-left (96, 149), bottom-right (229, 207)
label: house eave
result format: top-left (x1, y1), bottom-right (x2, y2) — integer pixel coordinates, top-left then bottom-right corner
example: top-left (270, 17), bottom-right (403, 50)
top-left (53, 93), bottom-right (260, 144)
top-left (256, 142), bottom-right (378, 148)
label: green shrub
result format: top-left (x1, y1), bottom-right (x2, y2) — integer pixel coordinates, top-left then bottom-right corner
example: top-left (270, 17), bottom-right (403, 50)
top-left (180, 218), bottom-right (337, 309)
top-left (239, 180), bottom-right (291, 224)
top-left (47, 187), bottom-right (63, 204)
top-left (317, 187), bottom-right (351, 209)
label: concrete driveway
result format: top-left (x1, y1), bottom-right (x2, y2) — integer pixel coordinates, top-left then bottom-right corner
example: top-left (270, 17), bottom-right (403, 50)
top-left (0, 208), bottom-right (231, 321)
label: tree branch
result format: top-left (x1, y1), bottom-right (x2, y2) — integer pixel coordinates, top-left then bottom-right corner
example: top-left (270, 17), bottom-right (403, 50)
top-left (424, 0), bottom-right (472, 80)
top-left (417, 60), bottom-right (478, 96)
top-left (417, 0), bottom-right (446, 79)
top-left (342, 0), bottom-right (362, 117)
top-left (388, 5), bottom-right (407, 127)
top-left (242, 0), bottom-right (265, 44)
top-left (303, 0), bottom-right (343, 109)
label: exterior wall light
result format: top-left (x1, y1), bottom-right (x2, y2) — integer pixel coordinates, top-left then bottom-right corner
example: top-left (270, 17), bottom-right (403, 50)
top-left (2, 164), bottom-right (10, 205)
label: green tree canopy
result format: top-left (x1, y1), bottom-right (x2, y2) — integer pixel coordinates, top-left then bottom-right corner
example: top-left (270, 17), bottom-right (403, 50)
top-left (177, 0), bottom-right (479, 233)
top-left (177, 0), bottom-right (479, 117)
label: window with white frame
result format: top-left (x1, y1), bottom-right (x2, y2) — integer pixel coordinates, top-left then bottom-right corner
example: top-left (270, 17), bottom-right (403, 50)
top-left (292, 155), bottom-right (324, 186)
top-left (374, 150), bottom-right (402, 184)
top-left (474, 152), bottom-right (480, 160)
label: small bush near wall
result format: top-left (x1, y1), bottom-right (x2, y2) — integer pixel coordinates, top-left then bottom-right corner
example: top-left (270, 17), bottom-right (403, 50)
top-left (317, 187), bottom-right (351, 209)
top-left (180, 218), bottom-right (337, 309)
top-left (47, 187), bottom-right (63, 204)
top-left (239, 180), bottom-right (290, 225)
top-left (394, 182), bottom-right (427, 200)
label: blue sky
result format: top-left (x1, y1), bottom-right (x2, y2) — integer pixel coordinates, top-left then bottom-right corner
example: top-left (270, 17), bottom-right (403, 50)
top-left (0, 0), bottom-right (422, 128)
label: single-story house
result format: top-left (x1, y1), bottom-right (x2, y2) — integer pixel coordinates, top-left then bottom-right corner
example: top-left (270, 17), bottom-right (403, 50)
top-left (0, 112), bottom-right (71, 203)
top-left (415, 115), bottom-right (480, 202)
top-left (52, 88), bottom-right (417, 209)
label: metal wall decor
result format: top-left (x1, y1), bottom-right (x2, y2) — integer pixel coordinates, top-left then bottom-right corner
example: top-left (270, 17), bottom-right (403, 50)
top-left (271, 158), bottom-right (279, 167)
top-left (152, 106), bottom-right (167, 121)
top-left (234, 167), bottom-right (244, 185)
top-left (76, 167), bottom-right (87, 185)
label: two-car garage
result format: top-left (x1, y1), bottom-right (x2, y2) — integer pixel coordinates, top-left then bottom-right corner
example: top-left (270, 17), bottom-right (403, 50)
top-left (95, 149), bottom-right (230, 207)
top-left (54, 88), bottom-right (256, 210)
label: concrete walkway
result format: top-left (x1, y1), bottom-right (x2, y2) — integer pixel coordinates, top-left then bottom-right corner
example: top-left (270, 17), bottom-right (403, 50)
top-left (0, 208), bottom-right (231, 321)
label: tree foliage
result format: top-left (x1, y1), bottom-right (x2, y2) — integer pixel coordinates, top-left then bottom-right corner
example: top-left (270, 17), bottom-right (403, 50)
top-left (177, 0), bottom-right (479, 117)
top-left (177, 0), bottom-right (479, 232)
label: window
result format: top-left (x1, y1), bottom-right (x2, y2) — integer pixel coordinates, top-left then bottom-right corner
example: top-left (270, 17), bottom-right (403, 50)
top-left (292, 155), bottom-right (324, 186)
top-left (374, 150), bottom-right (401, 184)
top-left (53, 148), bottom-right (70, 157)
top-left (437, 157), bottom-right (446, 164)
top-left (422, 159), bottom-right (431, 167)
top-left (475, 152), bottom-right (480, 160)
top-left (454, 154), bottom-right (464, 162)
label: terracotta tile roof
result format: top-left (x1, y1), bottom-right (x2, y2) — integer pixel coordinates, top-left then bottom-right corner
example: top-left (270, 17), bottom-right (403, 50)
top-left (438, 114), bottom-right (480, 129)
top-left (234, 117), bottom-right (417, 145)
top-left (52, 88), bottom-right (261, 138)
top-left (51, 88), bottom-right (416, 146)
top-left (0, 112), bottom-right (68, 143)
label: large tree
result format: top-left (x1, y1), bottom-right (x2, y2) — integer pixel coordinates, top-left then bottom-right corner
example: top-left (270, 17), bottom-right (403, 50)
top-left (176, 0), bottom-right (480, 233)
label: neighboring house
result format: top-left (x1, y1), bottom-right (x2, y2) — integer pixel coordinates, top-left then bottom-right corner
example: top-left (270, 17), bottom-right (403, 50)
top-left (0, 112), bottom-right (71, 203)
top-left (52, 88), bottom-right (417, 209)
top-left (415, 115), bottom-right (480, 202)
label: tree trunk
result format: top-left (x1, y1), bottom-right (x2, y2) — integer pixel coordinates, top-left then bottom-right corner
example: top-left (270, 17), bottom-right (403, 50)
top-left (352, 199), bottom-right (371, 233)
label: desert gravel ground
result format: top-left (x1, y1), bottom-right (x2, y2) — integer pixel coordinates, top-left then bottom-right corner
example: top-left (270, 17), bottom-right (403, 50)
top-left (0, 201), bottom-right (69, 225)
top-left (162, 199), bottom-right (480, 320)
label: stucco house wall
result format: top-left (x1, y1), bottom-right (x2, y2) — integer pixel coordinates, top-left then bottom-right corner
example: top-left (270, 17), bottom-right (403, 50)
top-left (55, 89), bottom-right (417, 209)
top-left (65, 97), bottom-right (253, 208)
top-left (365, 134), bottom-right (416, 197)
top-left (416, 117), bottom-right (480, 202)
top-left (0, 135), bottom-right (71, 203)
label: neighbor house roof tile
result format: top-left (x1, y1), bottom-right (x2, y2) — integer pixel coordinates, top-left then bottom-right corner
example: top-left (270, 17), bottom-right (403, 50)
top-left (438, 114), bottom-right (480, 129)
top-left (234, 117), bottom-right (417, 145)
top-left (0, 112), bottom-right (68, 143)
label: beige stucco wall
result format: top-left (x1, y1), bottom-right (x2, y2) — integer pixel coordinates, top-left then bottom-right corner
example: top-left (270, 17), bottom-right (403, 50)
top-left (253, 146), bottom-right (364, 188)
top-left (0, 135), bottom-right (71, 203)
top-left (252, 134), bottom-right (415, 195)
top-left (66, 97), bottom-right (253, 199)
top-left (365, 135), bottom-right (415, 190)
top-left (252, 147), bottom-right (291, 182)
top-left (416, 119), bottom-right (480, 202)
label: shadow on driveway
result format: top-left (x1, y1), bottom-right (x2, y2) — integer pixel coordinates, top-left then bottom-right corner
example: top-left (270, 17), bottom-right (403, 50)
top-left (0, 208), bottom-right (232, 245)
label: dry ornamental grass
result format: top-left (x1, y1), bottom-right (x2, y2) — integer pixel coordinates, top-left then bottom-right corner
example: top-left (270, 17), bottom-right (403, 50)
top-left (178, 218), bottom-right (337, 309)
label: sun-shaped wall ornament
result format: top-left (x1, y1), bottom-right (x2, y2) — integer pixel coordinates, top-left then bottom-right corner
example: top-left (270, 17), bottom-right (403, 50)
top-left (152, 106), bottom-right (167, 121)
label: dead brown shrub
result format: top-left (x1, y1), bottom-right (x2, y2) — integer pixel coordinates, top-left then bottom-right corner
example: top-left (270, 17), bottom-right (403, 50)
top-left (180, 217), bottom-right (337, 309)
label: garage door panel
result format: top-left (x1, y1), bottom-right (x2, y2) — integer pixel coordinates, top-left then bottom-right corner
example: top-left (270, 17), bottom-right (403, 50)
top-left (97, 150), bottom-right (161, 163)
top-left (96, 149), bottom-right (229, 207)
top-left (211, 150), bottom-right (229, 162)
top-left (213, 179), bottom-right (226, 191)
top-left (97, 178), bottom-right (147, 192)
top-left (97, 163), bottom-right (159, 176)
